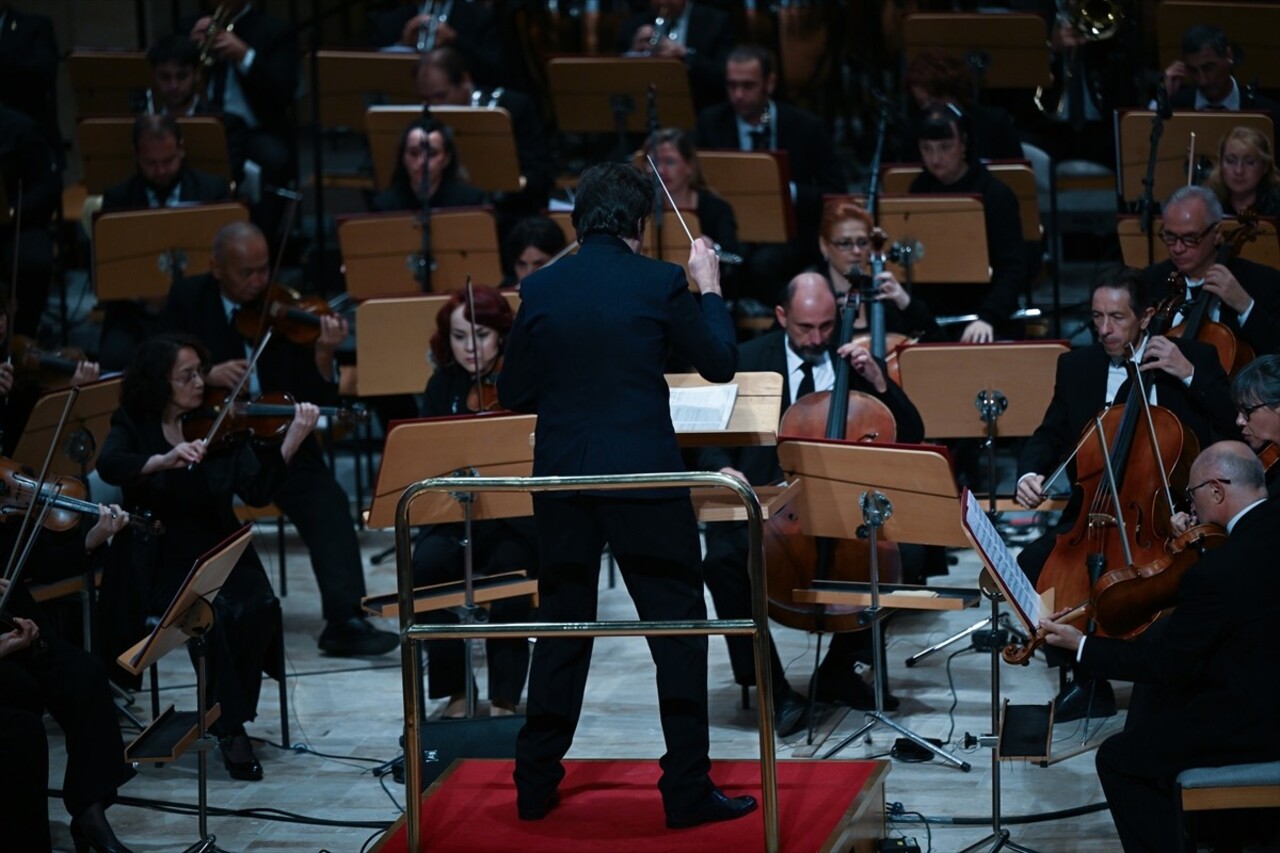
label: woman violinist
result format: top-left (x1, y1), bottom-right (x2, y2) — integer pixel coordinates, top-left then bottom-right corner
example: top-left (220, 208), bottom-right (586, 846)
top-left (413, 285), bottom-right (538, 718)
top-left (1203, 125), bottom-right (1280, 218)
top-left (97, 333), bottom-right (319, 782)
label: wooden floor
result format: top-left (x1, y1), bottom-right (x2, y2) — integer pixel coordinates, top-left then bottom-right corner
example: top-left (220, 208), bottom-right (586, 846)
top-left (39, 515), bottom-right (1133, 852)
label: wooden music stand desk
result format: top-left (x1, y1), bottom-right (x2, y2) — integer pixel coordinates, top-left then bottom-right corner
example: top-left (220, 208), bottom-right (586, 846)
top-left (366, 105), bottom-right (525, 193)
top-left (12, 378), bottom-right (123, 477)
top-left (698, 151), bottom-right (795, 244)
top-left (874, 196), bottom-right (990, 284)
top-left (337, 209), bottom-right (502, 299)
top-left (1117, 214), bottom-right (1280, 269)
top-left (1116, 111), bottom-right (1274, 206)
top-left (882, 162), bottom-right (1042, 242)
top-left (93, 202), bottom-right (248, 301)
top-left (310, 51), bottom-right (420, 130)
top-left (67, 50), bottom-right (150, 116)
top-left (79, 116), bottom-right (231, 195)
top-left (902, 14), bottom-right (1051, 90)
top-left (546, 57), bottom-right (695, 134)
top-left (546, 210), bottom-right (702, 283)
top-left (354, 292), bottom-right (521, 398)
top-left (1156, 2), bottom-right (1280, 90)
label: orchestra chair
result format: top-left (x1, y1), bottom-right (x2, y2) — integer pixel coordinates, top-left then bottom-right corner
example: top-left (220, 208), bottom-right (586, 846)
top-left (234, 502), bottom-right (289, 597)
top-left (1175, 761), bottom-right (1280, 851)
top-left (28, 568), bottom-right (104, 653)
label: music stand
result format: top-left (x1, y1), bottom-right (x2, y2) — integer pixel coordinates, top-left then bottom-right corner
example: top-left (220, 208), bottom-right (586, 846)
top-left (366, 105), bottom-right (525, 193)
top-left (67, 50), bottom-right (150, 115)
top-left (310, 51), bottom-right (420, 131)
top-left (882, 162), bottom-right (1043, 243)
top-left (92, 203), bottom-right (248, 301)
top-left (1116, 111), bottom-right (1273, 208)
top-left (1117, 214), bottom-right (1280, 269)
top-left (546, 57), bottom-right (694, 157)
top-left (337, 209), bottom-right (502, 298)
top-left (11, 378), bottom-right (123, 479)
top-left (698, 151), bottom-right (796, 244)
top-left (775, 438), bottom-right (972, 771)
top-left (902, 14), bottom-right (1051, 91)
top-left (116, 525), bottom-right (255, 853)
top-left (79, 117), bottom-right (231, 195)
top-left (874, 196), bottom-right (990, 285)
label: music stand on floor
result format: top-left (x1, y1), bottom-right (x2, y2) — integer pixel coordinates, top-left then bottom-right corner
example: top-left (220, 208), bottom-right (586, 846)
top-left (116, 525), bottom-right (255, 853)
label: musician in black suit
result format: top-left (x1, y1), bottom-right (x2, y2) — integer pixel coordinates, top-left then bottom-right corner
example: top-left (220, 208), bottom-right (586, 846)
top-left (1040, 442), bottom-right (1280, 853)
top-left (699, 273), bottom-right (925, 736)
top-left (1233, 354), bottom-right (1280, 497)
top-left (498, 162), bottom-right (754, 830)
top-left (618, 0), bottom-right (734, 112)
top-left (694, 45), bottom-right (845, 303)
top-left (0, 3), bottom-right (60, 166)
top-left (162, 222), bottom-right (398, 658)
top-left (370, 0), bottom-right (503, 88)
top-left (1161, 25), bottom-right (1280, 131)
top-left (1141, 185), bottom-right (1280, 358)
top-left (185, 1), bottom-right (298, 238)
top-left (1015, 267), bottom-right (1240, 721)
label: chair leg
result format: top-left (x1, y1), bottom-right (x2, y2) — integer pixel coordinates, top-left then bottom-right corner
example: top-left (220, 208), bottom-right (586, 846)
top-left (277, 605), bottom-right (290, 749)
top-left (277, 515), bottom-right (287, 597)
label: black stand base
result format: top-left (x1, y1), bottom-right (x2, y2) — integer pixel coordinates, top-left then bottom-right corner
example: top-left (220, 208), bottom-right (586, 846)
top-left (382, 715), bottom-right (525, 789)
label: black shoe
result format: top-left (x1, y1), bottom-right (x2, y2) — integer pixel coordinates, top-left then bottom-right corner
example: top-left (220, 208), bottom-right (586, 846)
top-left (70, 803), bottom-right (133, 853)
top-left (219, 734), bottom-right (263, 781)
top-left (1053, 678), bottom-right (1116, 723)
top-left (666, 787), bottom-right (759, 829)
top-left (319, 617), bottom-right (398, 657)
top-left (774, 685), bottom-right (808, 738)
top-left (812, 669), bottom-right (899, 711)
top-left (517, 790), bottom-right (559, 821)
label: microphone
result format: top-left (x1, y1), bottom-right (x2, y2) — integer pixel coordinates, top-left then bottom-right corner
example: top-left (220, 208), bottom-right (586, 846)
top-left (1155, 84), bottom-right (1173, 120)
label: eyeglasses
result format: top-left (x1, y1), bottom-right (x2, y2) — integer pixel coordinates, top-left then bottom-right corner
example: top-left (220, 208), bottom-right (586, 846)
top-left (1159, 223), bottom-right (1217, 248)
top-left (171, 367), bottom-right (205, 386)
top-left (830, 237), bottom-right (870, 252)
top-left (1238, 400), bottom-right (1277, 419)
top-left (1185, 478), bottom-right (1231, 503)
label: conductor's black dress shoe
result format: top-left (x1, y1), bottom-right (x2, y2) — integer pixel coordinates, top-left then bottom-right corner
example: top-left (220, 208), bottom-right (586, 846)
top-left (666, 787), bottom-right (759, 829)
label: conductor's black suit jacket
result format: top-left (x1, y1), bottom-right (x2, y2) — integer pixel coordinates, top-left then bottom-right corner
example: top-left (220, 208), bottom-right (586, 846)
top-left (498, 233), bottom-right (737, 495)
top-left (698, 330), bottom-right (926, 486)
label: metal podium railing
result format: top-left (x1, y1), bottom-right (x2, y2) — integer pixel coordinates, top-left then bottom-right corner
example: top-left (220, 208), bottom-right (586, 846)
top-left (393, 471), bottom-right (778, 852)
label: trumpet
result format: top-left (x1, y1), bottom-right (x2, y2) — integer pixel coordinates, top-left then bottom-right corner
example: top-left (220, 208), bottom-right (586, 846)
top-left (197, 4), bottom-right (236, 68)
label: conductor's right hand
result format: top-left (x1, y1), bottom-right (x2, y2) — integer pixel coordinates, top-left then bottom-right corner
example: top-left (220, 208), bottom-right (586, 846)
top-left (207, 359), bottom-right (249, 390)
top-left (688, 237), bottom-right (721, 298)
top-left (1015, 474), bottom-right (1046, 509)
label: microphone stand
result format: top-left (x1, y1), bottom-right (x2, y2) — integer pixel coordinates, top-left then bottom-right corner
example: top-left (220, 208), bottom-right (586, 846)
top-left (866, 94), bottom-right (891, 224)
top-left (1140, 89), bottom-right (1170, 267)
top-left (418, 106), bottom-right (435, 292)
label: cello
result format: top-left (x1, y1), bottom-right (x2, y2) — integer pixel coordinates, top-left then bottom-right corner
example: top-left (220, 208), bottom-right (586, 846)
top-left (763, 278), bottom-right (902, 634)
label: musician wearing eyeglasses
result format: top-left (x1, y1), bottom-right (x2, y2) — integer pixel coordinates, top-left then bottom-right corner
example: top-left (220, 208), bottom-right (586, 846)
top-left (1141, 186), bottom-right (1280, 357)
top-left (1038, 441), bottom-right (1280, 853)
top-left (1232, 355), bottom-right (1280, 497)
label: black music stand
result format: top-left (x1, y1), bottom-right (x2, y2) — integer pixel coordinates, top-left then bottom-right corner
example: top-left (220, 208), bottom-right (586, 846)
top-left (117, 525), bottom-right (255, 853)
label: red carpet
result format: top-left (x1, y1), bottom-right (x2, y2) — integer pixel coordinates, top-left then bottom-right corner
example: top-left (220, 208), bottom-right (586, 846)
top-left (376, 758), bottom-right (883, 852)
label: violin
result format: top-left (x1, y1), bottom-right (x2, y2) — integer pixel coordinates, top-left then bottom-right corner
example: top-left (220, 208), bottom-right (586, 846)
top-left (0, 457), bottom-right (163, 535)
top-left (233, 285), bottom-right (352, 347)
top-left (1004, 522), bottom-right (1225, 664)
top-left (9, 335), bottom-right (88, 390)
top-left (765, 288), bottom-right (902, 634)
top-left (465, 356), bottom-right (504, 414)
top-left (181, 389), bottom-right (369, 450)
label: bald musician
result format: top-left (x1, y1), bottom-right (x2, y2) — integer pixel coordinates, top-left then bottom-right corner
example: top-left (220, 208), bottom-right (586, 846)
top-left (1040, 441), bottom-right (1280, 853)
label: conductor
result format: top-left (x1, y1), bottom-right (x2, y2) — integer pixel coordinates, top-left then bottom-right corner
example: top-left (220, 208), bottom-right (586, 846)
top-left (497, 162), bottom-right (754, 829)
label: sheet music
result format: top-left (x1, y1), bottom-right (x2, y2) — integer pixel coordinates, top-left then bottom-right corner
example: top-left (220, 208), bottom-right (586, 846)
top-left (670, 384), bottom-right (738, 432)
top-left (960, 490), bottom-right (1041, 628)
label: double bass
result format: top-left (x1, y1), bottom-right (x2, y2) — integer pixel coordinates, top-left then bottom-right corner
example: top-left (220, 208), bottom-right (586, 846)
top-left (763, 277), bottom-right (902, 633)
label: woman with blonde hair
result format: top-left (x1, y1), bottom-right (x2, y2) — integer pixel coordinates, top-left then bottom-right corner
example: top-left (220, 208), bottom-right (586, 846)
top-left (1205, 126), bottom-right (1280, 217)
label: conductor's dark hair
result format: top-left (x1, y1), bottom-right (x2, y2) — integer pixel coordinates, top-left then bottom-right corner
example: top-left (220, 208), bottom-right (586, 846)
top-left (132, 112), bottom-right (182, 150)
top-left (571, 162), bottom-right (652, 242)
top-left (388, 117), bottom-right (459, 191)
top-left (418, 46), bottom-right (470, 87)
top-left (1091, 266), bottom-right (1151, 312)
top-left (727, 44), bottom-right (773, 79)
top-left (121, 333), bottom-right (211, 419)
top-left (1181, 25), bottom-right (1230, 57)
top-left (503, 215), bottom-right (567, 276)
top-left (147, 34), bottom-right (199, 68)
top-left (1233, 354), bottom-right (1280, 410)
top-left (428, 284), bottom-right (513, 369)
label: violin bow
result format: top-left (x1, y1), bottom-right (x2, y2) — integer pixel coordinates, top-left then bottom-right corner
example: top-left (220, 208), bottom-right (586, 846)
top-left (248, 189), bottom-right (304, 348)
top-left (191, 328), bottom-right (275, 466)
top-left (644, 155), bottom-right (743, 265)
top-left (1091, 414), bottom-right (1135, 568)
top-left (1186, 132), bottom-right (1196, 186)
top-left (463, 276), bottom-right (487, 411)
top-left (1127, 340), bottom-right (1179, 517)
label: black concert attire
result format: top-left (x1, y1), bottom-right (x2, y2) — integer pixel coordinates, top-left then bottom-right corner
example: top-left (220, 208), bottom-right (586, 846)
top-left (617, 2), bottom-right (734, 112)
top-left (1142, 258), bottom-right (1280, 357)
top-left (370, 2), bottom-right (503, 88)
top-left (698, 330), bottom-right (925, 692)
top-left (0, 5), bottom-right (60, 166)
top-left (183, 3), bottom-right (298, 237)
top-left (1016, 337), bottom-right (1241, 588)
top-left (694, 189), bottom-right (741, 261)
top-left (498, 232), bottom-right (737, 815)
top-left (161, 274), bottom-right (377, 637)
top-left (0, 105), bottom-right (60, 339)
top-left (1223, 184), bottom-right (1280, 218)
top-left (695, 101), bottom-right (845, 302)
top-left (97, 167), bottom-right (233, 371)
top-left (909, 162), bottom-right (1028, 335)
top-left (1077, 496), bottom-right (1280, 852)
top-left (97, 405), bottom-right (284, 733)
top-left (1169, 80), bottom-right (1280, 137)
top-left (370, 173), bottom-right (487, 213)
top-left (0, 703), bottom-right (49, 851)
top-left (412, 362), bottom-right (538, 708)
